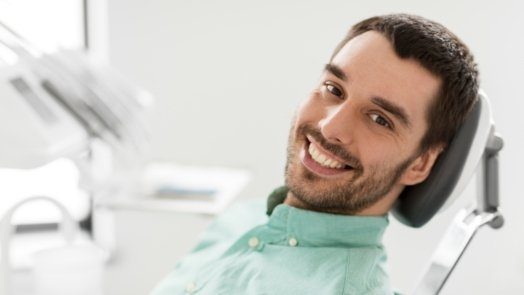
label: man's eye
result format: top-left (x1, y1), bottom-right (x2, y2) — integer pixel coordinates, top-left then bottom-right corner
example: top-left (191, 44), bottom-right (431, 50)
top-left (369, 113), bottom-right (392, 129)
top-left (322, 82), bottom-right (343, 98)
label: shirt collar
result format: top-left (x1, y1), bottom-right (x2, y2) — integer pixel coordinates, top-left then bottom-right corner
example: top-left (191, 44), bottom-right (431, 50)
top-left (265, 186), bottom-right (389, 247)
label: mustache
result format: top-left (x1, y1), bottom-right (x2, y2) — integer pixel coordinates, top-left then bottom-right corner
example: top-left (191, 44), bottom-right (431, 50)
top-left (297, 124), bottom-right (363, 170)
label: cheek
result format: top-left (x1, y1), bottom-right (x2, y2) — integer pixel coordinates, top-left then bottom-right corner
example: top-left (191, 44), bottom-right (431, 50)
top-left (357, 131), bottom-right (418, 172)
top-left (355, 132), bottom-right (400, 166)
top-left (296, 92), bottom-right (325, 123)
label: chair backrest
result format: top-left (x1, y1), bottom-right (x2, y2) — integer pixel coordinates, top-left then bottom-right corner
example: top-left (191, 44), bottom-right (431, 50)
top-left (392, 92), bottom-right (493, 227)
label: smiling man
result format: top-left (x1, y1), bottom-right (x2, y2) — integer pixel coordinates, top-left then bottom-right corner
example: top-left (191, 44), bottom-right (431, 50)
top-left (151, 14), bottom-right (478, 295)
top-left (285, 29), bottom-right (443, 217)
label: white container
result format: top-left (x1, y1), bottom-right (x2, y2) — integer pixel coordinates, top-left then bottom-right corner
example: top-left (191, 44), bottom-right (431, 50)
top-left (33, 244), bottom-right (106, 295)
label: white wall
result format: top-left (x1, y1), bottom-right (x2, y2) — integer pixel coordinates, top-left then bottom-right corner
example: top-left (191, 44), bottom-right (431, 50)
top-left (105, 0), bottom-right (524, 293)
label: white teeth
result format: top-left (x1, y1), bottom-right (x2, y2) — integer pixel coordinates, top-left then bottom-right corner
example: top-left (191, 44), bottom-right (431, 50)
top-left (308, 144), bottom-right (344, 169)
top-left (324, 159), bottom-right (333, 166)
top-left (328, 161), bottom-right (339, 169)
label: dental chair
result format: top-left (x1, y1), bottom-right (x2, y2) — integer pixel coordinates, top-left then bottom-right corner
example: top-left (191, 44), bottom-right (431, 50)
top-left (392, 91), bottom-right (504, 294)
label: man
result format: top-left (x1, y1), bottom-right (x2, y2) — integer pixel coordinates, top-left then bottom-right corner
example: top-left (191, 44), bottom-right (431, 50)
top-left (151, 14), bottom-right (478, 294)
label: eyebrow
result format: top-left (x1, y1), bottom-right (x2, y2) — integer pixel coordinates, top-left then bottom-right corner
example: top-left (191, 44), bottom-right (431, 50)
top-left (324, 63), bottom-right (411, 129)
top-left (324, 63), bottom-right (347, 81)
top-left (371, 96), bottom-right (411, 129)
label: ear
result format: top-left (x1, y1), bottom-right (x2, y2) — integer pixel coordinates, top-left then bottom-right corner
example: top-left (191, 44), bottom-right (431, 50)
top-left (400, 145), bottom-right (445, 186)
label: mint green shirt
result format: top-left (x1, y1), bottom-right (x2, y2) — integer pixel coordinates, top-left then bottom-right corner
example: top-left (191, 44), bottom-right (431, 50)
top-left (151, 192), bottom-right (393, 295)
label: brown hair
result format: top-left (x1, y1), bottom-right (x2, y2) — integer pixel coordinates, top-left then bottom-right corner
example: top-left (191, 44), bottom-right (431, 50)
top-left (331, 14), bottom-right (479, 152)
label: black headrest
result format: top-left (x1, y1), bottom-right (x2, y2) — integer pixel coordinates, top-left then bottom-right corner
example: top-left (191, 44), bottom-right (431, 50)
top-left (392, 97), bottom-right (483, 227)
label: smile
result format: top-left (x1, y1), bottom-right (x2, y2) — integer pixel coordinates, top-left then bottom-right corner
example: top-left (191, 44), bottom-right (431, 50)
top-left (308, 143), bottom-right (345, 169)
top-left (300, 136), bottom-right (353, 177)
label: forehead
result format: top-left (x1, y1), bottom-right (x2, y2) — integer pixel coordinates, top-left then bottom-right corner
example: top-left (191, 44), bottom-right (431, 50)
top-left (331, 31), bottom-right (441, 129)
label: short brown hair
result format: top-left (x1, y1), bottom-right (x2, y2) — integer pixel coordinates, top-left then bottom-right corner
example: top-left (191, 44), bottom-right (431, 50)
top-left (331, 14), bottom-right (479, 152)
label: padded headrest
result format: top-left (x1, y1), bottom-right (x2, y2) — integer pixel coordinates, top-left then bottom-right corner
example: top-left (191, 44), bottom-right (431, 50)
top-left (392, 92), bottom-right (493, 227)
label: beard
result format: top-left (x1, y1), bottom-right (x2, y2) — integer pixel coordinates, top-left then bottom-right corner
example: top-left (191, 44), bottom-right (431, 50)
top-left (284, 123), bottom-right (415, 214)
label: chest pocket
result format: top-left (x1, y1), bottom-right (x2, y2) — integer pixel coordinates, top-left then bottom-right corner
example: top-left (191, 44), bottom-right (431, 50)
top-left (345, 247), bottom-right (390, 293)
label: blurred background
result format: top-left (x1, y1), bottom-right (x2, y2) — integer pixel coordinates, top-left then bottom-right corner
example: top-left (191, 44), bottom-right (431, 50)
top-left (1, 0), bottom-right (523, 294)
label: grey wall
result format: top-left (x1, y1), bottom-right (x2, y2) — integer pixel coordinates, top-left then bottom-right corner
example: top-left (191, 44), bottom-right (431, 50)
top-left (105, 0), bottom-right (524, 293)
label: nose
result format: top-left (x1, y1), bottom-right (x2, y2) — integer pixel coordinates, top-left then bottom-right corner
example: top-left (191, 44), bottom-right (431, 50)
top-left (319, 103), bottom-right (355, 145)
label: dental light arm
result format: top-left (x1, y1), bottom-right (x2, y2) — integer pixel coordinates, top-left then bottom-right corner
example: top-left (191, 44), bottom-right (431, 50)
top-left (0, 20), bottom-right (152, 170)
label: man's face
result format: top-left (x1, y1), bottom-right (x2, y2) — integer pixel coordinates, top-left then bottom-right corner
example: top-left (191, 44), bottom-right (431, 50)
top-left (285, 31), bottom-right (441, 215)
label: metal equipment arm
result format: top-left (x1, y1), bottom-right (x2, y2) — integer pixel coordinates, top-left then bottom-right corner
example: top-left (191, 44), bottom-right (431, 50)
top-left (413, 128), bottom-right (504, 295)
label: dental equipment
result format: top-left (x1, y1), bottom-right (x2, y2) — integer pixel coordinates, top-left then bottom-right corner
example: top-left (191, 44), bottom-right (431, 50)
top-left (0, 19), bottom-right (152, 284)
top-left (392, 92), bottom-right (504, 294)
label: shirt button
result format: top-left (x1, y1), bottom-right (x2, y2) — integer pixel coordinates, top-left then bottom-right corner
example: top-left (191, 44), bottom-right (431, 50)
top-left (288, 237), bottom-right (298, 247)
top-left (185, 281), bottom-right (196, 293)
top-left (248, 237), bottom-right (260, 248)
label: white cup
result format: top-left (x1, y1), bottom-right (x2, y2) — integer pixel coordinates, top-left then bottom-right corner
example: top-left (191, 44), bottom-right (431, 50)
top-left (33, 244), bottom-right (106, 295)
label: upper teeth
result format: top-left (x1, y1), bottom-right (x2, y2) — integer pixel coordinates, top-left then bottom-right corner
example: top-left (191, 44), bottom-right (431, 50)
top-left (308, 144), bottom-right (345, 169)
